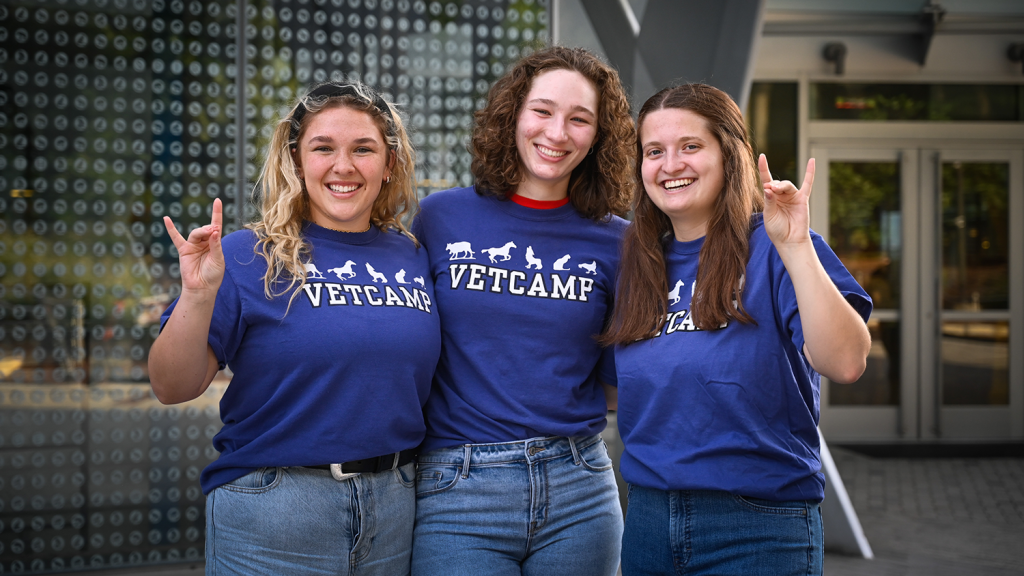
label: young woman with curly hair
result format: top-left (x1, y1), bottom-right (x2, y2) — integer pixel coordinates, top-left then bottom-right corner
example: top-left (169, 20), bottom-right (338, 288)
top-left (602, 83), bottom-right (872, 575)
top-left (410, 46), bottom-right (635, 576)
top-left (148, 81), bottom-right (440, 575)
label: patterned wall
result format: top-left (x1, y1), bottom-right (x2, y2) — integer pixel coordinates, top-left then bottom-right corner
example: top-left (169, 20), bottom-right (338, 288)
top-left (0, 0), bottom-right (548, 571)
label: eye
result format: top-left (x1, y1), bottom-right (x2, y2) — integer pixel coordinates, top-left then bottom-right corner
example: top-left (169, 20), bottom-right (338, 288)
top-left (354, 146), bottom-right (374, 154)
top-left (644, 148), bottom-right (663, 158)
top-left (570, 116), bottom-right (591, 124)
top-left (684, 144), bottom-right (700, 151)
top-left (532, 108), bottom-right (552, 116)
top-left (313, 145), bottom-right (332, 152)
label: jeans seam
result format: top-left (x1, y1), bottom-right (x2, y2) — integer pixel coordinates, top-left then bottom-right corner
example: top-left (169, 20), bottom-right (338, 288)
top-left (733, 494), bottom-right (809, 516)
top-left (415, 466), bottom-right (461, 497)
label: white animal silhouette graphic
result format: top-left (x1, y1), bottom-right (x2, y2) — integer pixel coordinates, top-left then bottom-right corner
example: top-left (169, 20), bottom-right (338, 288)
top-left (553, 254), bottom-right (571, 271)
top-left (525, 246), bottom-right (543, 269)
top-left (365, 263), bottom-right (388, 283)
top-left (395, 269), bottom-right (410, 284)
top-left (446, 241), bottom-right (475, 260)
top-left (327, 260), bottom-right (357, 280)
top-left (668, 280), bottom-right (685, 305)
top-left (304, 263), bottom-right (325, 279)
top-left (414, 276), bottom-right (425, 288)
top-left (578, 261), bottom-right (597, 275)
top-left (481, 241), bottom-right (517, 263)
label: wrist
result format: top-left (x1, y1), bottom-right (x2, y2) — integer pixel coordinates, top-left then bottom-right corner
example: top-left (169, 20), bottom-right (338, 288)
top-left (178, 285), bottom-right (220, 306)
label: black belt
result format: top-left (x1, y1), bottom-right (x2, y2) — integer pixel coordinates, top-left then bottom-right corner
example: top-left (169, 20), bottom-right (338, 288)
top-left (305, 449), bottom-right (417, 476)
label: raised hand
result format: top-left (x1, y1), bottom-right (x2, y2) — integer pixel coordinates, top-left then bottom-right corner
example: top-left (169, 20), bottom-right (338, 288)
top-left (758, 154), bottom-right (815, 248)
top-left (164, 198), bottom-right (225, 295)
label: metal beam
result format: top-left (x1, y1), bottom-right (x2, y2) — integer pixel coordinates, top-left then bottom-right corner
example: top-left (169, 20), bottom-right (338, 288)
top-left (579, 0), bottom-right (638, 93)
top-left (576, 0), bottom-right (765, 110)
top-left (636, 0), bottom-right (765, 110)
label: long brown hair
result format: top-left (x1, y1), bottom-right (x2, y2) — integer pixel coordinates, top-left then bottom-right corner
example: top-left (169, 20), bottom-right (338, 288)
top-left (602, 84), bottom-right (763, 345)
top-left (470, 46), bottom-right (634, 220)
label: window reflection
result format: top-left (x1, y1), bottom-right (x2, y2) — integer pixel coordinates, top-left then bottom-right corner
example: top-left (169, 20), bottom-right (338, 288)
top-left (811, 83), bottom-right (1023, 121)
top-left (941, 162), bottom-right (1009, 311)
top-left (941, 321), bottom-right (1009, 405)
top-left (828, 162), bottom-right (900, 309)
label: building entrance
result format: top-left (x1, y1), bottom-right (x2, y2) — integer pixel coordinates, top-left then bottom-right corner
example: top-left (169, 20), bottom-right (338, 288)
top-left (811, 142), bottom-right (1023, 442)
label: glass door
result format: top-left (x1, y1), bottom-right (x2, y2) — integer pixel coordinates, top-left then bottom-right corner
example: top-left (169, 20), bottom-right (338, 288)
top-left (814, 146), bottom-right (1024, 441)
top-left (812, 148), bottom-right (920, 440)
top-left (920, 150), bottom-right (1024, 440)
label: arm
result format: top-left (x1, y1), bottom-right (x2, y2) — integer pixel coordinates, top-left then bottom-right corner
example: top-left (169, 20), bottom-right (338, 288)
top-left (759, 156), bottom-right (871, 384)
top-left (148, 199), bottom-right (227, 404)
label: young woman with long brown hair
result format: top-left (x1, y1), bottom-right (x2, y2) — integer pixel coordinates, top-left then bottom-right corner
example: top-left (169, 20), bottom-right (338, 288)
top-left (410, 46), bottom-right (635, 576)
top-left (603, 83), bottom-right (872, 575)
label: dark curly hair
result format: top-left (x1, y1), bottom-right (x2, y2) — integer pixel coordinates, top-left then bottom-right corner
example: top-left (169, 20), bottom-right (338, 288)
top-left (470, 46), bottom-right (635, 221)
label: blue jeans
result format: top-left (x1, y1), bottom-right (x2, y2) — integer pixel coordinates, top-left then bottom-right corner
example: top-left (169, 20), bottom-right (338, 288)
top-left (206, 464), bottom-right (416, 575)
top-left (412, 435), bottom-right (623, 576)
top-left (621, 485), bottom-right (823, 576)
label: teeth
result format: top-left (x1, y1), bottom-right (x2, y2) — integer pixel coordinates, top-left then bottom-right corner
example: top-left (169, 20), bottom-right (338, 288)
top-left (665, 178), bottom-right (694, 189)
top-left (328, 184), bottom-right (359, 193)
top-left (537, 145), bottom-right (568, 158)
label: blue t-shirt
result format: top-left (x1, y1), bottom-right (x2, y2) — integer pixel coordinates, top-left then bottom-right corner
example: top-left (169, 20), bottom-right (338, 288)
top-left (610, 216), bottom-right (871, 502)
top-left (161, 223), bottom-right (441, 494)
top-left (412, 187), bottom-right (627, 452)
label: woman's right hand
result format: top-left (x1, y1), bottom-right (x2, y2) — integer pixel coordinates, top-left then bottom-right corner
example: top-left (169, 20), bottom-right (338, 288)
top-left (165, 198), bottom-right (226, 295)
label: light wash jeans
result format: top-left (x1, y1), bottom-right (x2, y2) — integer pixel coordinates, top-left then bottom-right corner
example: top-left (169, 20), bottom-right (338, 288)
top-left (412, 435), bottom-right (623, 576)
top-left (205, 463), bottom-right (416, 575)
top-left (621, 485), bottom-right (824, 576)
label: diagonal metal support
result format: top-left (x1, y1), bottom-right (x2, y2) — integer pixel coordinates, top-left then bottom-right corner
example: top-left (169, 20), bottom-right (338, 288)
top-left (577, 0), bottom-right (765, 111)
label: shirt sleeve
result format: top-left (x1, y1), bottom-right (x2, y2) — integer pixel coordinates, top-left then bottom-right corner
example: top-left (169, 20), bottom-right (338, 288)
top-left (597, 345), bottom-right (617, 387)
top-left (777, 230), bottom-right (873, 354)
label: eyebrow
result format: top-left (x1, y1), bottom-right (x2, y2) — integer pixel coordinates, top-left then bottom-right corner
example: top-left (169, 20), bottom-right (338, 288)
top-left (305, 135), bottom-right (382, 146)
top-left (527, 98), bottom-right (596, 117)
top-left (642, 135), bottom-right (708, 148)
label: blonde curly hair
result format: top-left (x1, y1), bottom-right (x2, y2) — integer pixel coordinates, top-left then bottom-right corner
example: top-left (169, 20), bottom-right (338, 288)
top-left (248, 82), bottom-right (418, 309)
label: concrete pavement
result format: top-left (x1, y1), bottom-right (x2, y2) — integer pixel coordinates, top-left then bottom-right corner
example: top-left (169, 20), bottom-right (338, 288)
top-left (825, 447), bottom-right (1024, 576)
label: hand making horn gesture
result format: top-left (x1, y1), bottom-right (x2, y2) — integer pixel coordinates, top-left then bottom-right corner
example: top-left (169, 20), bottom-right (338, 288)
top-left (163, 197), bottom-right (226, 295)
top-left (758, 154), bottom-right (815, 249)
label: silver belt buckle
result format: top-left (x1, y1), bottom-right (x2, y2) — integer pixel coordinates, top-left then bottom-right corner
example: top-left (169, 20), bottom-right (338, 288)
top-left (329, 463), bottom-right (360, 481)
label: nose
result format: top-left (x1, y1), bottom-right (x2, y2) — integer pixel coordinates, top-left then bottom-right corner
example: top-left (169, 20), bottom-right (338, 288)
top-left (664, 149), bottom-right (686, 174)
top-left (544, 116), bottom-right (569, 143)
top-left (332, 152), bottom-right (355, 174)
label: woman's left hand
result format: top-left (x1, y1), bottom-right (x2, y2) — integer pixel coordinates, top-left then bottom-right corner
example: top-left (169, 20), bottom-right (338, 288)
top-left (759, 154), bottom-right (814, 248)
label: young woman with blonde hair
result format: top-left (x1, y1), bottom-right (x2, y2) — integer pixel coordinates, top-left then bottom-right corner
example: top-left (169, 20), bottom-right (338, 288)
top-left (149, 81), bottom-right (440, 575)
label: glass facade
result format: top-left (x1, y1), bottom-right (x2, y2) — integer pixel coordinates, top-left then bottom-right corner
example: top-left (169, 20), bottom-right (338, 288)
top-left (810, 83), bottom-right (1024, 122)
top-left (746, 82), bottom-right (797, 185)
top-left (0, 0), bottom-right (549, 572)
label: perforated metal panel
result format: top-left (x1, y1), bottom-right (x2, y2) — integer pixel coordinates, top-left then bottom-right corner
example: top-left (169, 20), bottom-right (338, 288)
top-left (0, 0), bottom-right (548, 571)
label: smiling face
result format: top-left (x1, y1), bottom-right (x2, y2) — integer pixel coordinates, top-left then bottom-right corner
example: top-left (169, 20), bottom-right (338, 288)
top-left (296, 105), bottom-right (391, 232)
top-left (640, 107), bottom-right (725, 241)
top-left (514, 68), bottom-right (599, 201)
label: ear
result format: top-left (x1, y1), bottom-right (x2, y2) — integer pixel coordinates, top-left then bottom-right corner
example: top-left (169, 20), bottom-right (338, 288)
top-left (385, 149), bottom-right (397, 180)
top-left (291, 148), bottom-right (303, 179)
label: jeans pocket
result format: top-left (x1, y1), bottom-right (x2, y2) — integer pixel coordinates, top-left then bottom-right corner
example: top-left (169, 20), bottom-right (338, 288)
top-left (395, 462), bottom-right (416, 488)
top-left (733, 494), bottom-right (808, 516)
top-left (578, 439), bottom-right (614, 472)
top-left (220, 467), bottom-right (282, 494)
top-left (414, 463), bottom-right (461, 497)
